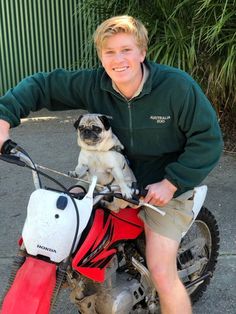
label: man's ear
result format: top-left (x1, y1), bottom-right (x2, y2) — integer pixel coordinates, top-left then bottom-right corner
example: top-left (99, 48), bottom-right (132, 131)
top-left (98, 115), bottom-right (111, 130)
top-left (74, 115), bottom-right (84, 129)
top-left (140, 49), bottom-right (147, 63)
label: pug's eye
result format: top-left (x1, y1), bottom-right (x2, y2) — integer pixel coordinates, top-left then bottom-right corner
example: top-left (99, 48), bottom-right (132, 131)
top-left (78, 125), bottom-right (85, 132)
top-left (91, 125), bottom-right (102, 133)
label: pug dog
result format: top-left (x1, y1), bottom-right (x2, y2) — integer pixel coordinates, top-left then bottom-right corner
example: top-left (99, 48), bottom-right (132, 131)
top-left (69, 113), bottom-right (136, 211)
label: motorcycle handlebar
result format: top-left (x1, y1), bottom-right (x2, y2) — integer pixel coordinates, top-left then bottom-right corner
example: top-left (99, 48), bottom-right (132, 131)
top-left (0, 141), bottom-right (166, 215)
top-left (69, 187), bottom-right (148, 206)
top-left (0, 140), bottom-right (150, 206)
top-left (0, 139), bottom-right (42, 189)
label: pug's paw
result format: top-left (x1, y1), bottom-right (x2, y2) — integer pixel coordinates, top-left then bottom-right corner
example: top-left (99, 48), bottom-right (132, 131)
top-left (120, 185), bottom-right (133, 199)
top-left (68, 171), bottom-right (78, 178)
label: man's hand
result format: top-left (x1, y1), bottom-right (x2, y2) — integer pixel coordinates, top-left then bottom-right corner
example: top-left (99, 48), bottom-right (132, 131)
top-left (144, 179), bottom-right (177, 206)
top-left (0, 120), bottom-right (10, 153)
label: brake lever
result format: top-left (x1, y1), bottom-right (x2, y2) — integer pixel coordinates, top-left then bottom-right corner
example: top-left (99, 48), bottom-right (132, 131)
top-left (139, 201), bottom-right (166, 216)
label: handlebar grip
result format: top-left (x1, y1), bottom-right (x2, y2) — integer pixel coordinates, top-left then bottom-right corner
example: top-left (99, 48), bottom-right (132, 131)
top-left (0, 155), bottom-right (26, 167)
top-left (138, 188), bottom-right (148, 197)
top-left (1, 139), bottom-right (18, 154)
top-left (113, 188), bottom-right (148, 205)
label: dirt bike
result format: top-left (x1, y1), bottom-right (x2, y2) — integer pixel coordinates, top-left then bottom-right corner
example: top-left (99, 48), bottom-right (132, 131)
top-left (0, 140), bottom-right (220, 314)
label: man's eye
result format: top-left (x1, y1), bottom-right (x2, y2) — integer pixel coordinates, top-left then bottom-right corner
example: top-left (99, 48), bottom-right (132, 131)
top-left (105, 51), bottom-right (114, 55)
top-left (91, 125), bottom-right (102, 133)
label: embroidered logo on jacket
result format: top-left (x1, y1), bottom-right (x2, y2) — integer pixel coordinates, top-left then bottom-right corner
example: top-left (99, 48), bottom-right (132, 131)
top-left (150, 115), bottom-right (171, 124)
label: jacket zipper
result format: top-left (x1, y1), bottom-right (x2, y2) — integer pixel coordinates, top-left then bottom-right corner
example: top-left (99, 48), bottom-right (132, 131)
top-left (108, 89), bottom-right (135, 150)
top-left (127, 101), bottom-right (134, 150)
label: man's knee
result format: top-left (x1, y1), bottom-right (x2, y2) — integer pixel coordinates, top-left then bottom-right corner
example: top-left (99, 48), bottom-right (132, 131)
top-left (145, 225), bottom-right (180, 292)
top-left (148, 261), bottom-right (179, 294)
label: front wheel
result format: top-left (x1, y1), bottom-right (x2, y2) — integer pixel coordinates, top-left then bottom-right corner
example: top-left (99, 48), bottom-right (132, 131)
top-left (178, 206), bottom-right (220, 302)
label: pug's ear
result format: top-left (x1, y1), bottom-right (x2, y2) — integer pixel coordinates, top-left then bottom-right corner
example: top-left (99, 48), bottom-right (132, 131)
top-left (98, 115), bottom-right (111, 131)
top-left (74, 115), bottom-right (83, 129)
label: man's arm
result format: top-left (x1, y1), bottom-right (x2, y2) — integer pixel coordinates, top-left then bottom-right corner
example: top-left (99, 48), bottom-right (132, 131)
top-left (0, 120), bottom-right (10, 152)
top-left (0, 69), bottom-right (92, 128)
top-left (144, 84), bottom-right (223, 207)
top-left (164, 84), bottom-right (223, 194)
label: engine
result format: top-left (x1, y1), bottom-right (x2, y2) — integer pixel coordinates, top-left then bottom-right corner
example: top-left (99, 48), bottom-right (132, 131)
top-left (69, 244), bottom-right (159, 314)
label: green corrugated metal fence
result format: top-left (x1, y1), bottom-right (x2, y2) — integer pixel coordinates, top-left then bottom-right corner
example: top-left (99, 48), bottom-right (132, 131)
top-left (0, 0), bottom-right (98, 95)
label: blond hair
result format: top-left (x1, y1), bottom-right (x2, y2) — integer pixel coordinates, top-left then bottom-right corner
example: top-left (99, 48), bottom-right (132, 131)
top-left (93, 15), bottom-right (148, 57)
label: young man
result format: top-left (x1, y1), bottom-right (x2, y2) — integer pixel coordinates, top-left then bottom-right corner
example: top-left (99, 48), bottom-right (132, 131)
top-left (0, 15), bottom-right (223, 313)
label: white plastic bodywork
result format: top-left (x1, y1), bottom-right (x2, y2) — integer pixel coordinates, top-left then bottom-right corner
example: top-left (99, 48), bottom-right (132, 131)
top-left (181, 185), bottom-right (208, 238)
top-left (22, 176), bottom-right (97, 263)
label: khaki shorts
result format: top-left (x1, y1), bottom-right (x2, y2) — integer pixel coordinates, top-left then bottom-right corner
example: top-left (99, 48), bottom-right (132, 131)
top-left (138, 190), bottom-right (194, 243)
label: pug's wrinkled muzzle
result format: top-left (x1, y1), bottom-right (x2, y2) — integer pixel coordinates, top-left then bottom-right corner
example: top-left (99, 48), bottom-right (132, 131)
top-left (81, 129), bottom-right (101, 145)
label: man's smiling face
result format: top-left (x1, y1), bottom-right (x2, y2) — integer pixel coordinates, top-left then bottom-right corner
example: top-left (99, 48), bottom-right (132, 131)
top-left (100, 33), bottom-right (146, 91)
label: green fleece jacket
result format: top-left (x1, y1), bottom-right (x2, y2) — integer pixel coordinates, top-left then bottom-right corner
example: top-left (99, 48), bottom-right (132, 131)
top-left (0, 60), bottom-right (223, 195)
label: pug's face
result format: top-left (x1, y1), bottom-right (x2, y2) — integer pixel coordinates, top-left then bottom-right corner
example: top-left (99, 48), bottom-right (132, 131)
top-left (74, 114), bottom-right (111, 147)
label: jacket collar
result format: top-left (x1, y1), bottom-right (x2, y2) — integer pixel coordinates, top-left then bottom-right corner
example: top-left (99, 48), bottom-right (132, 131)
top-left (100, 59), bottom-right (154, 98)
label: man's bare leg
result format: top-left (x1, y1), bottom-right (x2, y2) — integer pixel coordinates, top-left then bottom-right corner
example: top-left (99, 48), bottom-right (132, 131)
top-left (145, 224), bottom-right (192, 314)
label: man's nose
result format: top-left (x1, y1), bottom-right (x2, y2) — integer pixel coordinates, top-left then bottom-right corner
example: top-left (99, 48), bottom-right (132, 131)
top-left (113, 52), bottom-right (124, 61)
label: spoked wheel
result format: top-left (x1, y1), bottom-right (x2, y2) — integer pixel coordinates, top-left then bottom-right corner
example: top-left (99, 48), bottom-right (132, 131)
top-left (178, 206), bottom-right (220, 303)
